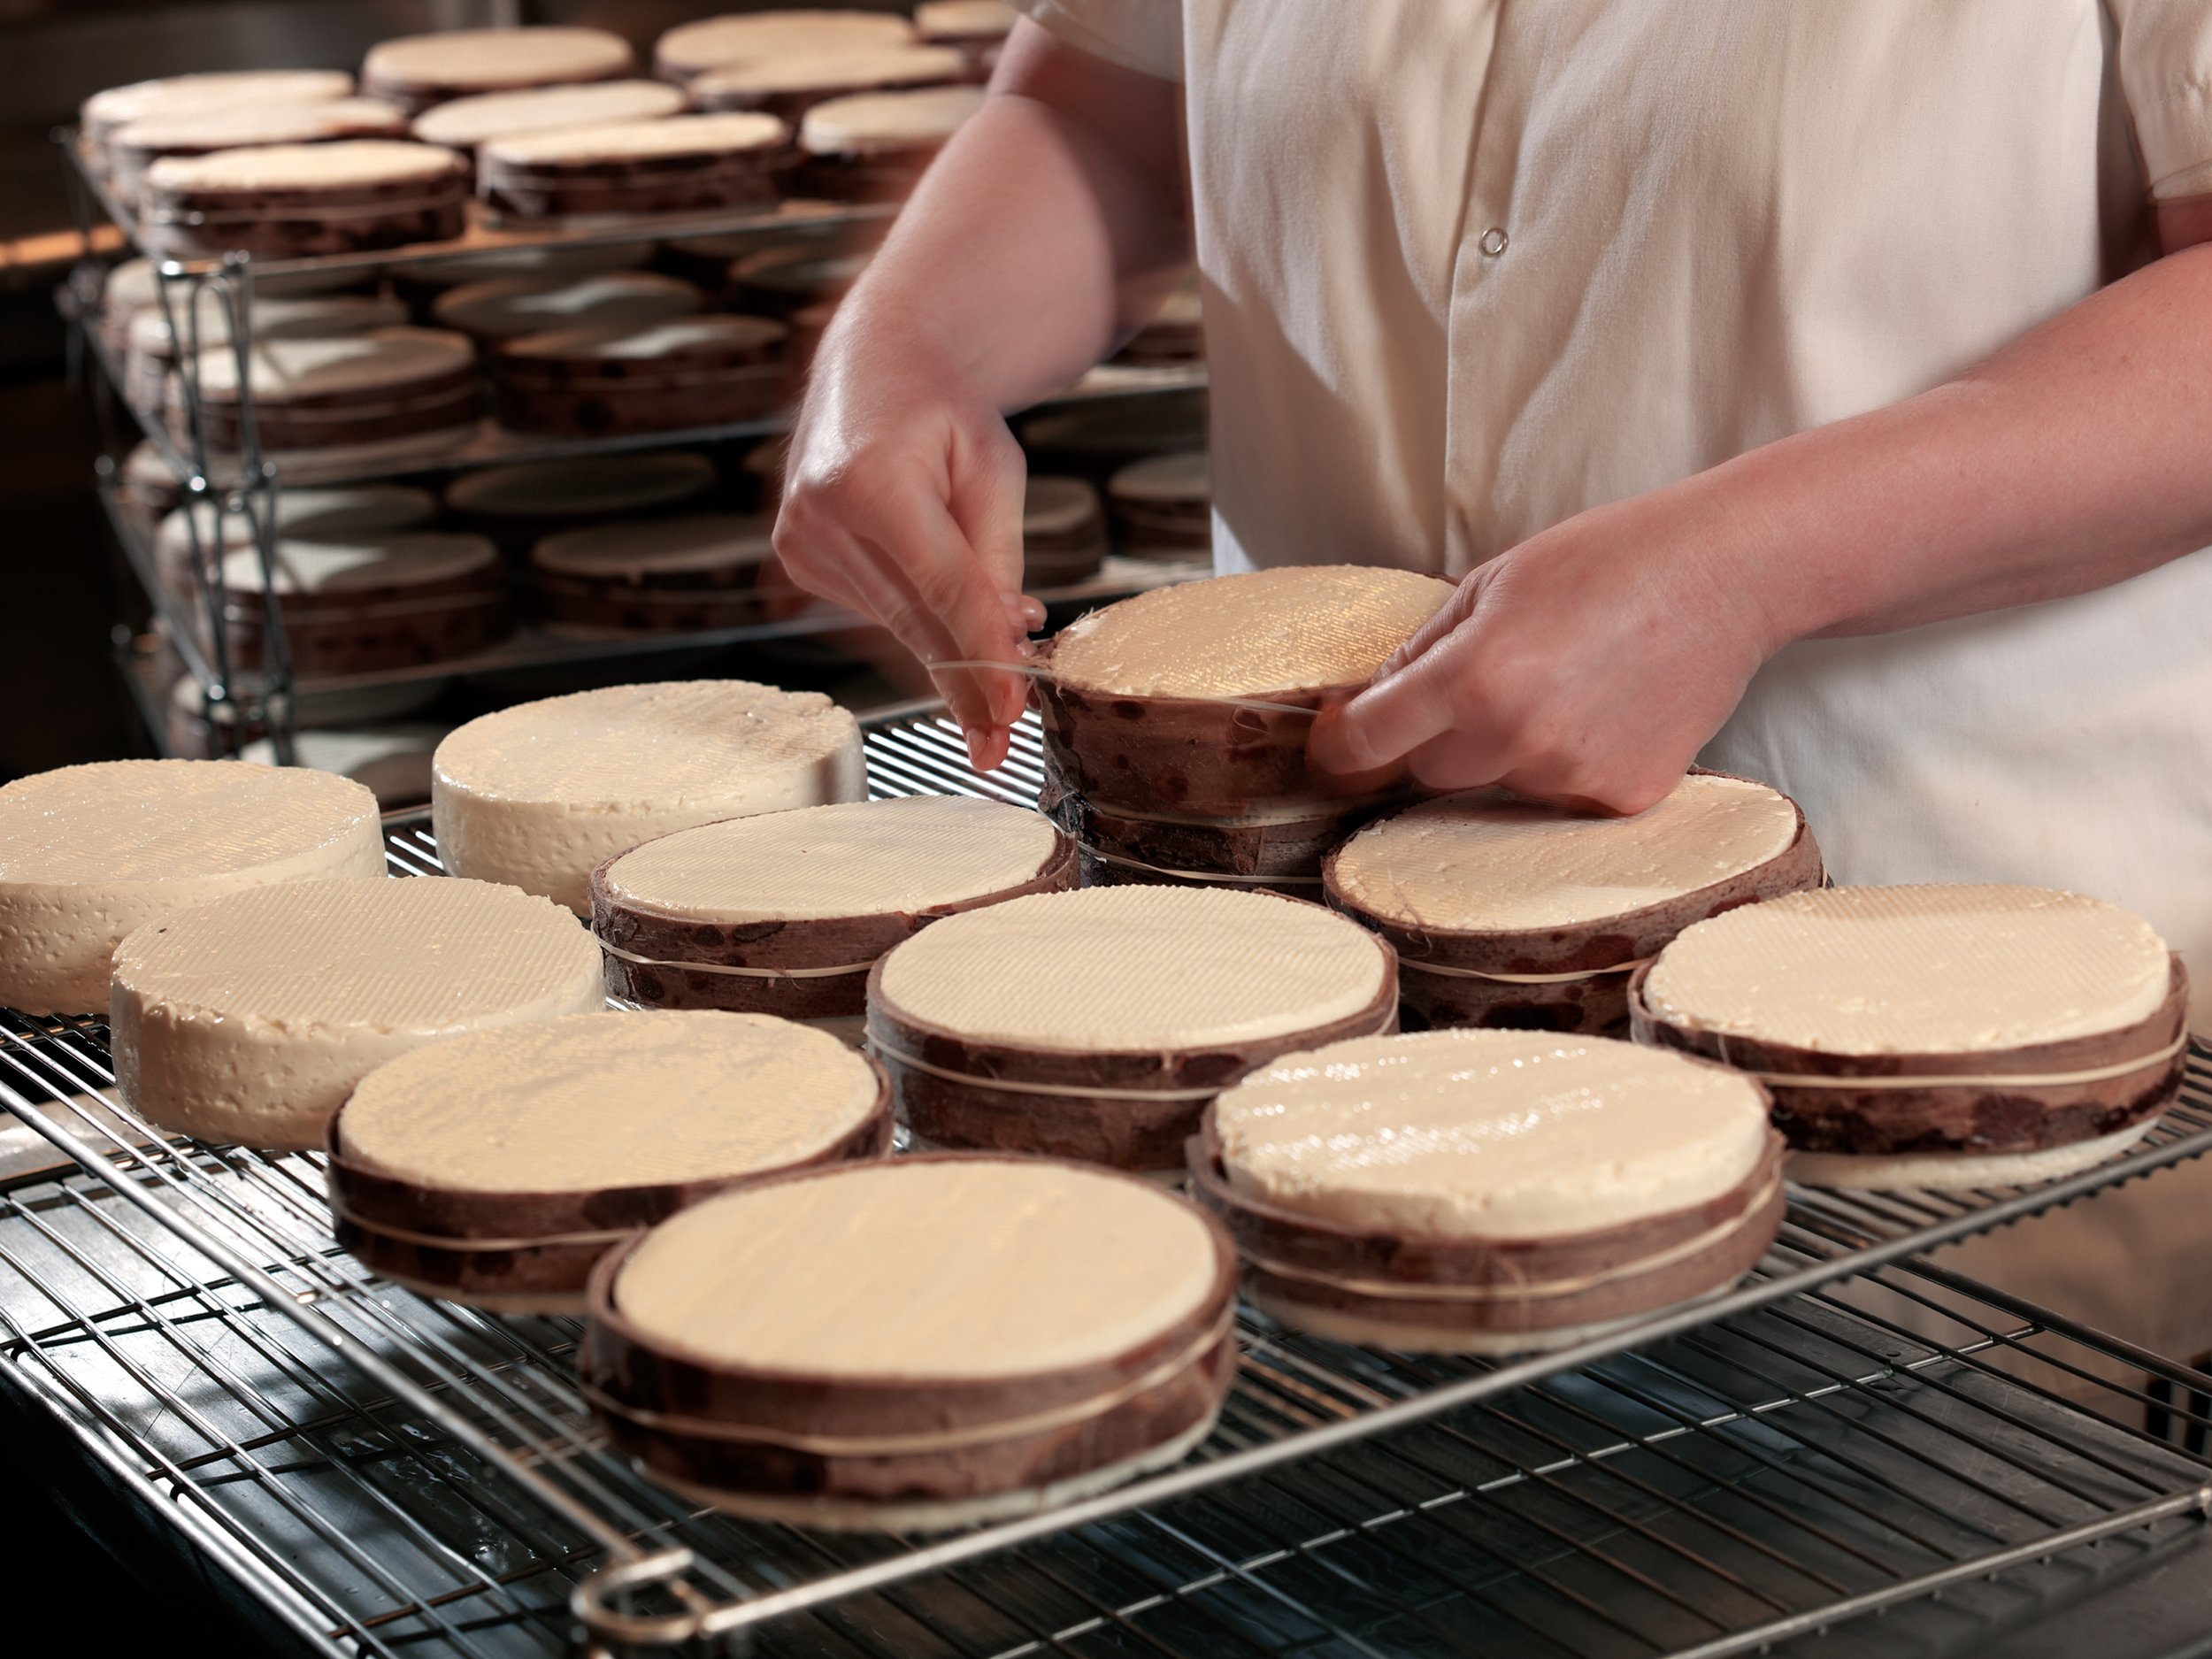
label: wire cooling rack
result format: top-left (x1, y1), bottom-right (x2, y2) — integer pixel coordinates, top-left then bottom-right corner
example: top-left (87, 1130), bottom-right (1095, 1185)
top-left (2, 708), bottom-right (2210, 1658)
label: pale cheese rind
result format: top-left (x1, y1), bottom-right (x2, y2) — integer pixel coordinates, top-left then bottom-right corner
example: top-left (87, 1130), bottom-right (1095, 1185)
top-left (604, 796), bottom-right (1058, 922)
top-left (1640, 884), bottom-right (2171, 1056)
top-left (0, 760), bottom-right (383, 1015)
top-left (111, 876), bottom-right (603, 1149)
top-left (615, 1159), bottom-right (1217, 1379)
top-left (431, 680), bottom-right (865, 913)
top-left (875, 885), bottom-right (1388, 1050)
top-left (1213, 1029), bottom-right (1771, 1237)
top-left (339, 1010), bottom-right (878, 1192)
top-left (1331, 774), bottom-right (1801, 932)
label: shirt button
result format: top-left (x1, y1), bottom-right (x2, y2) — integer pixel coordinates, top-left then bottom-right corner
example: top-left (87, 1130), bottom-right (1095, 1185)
top-left (1478, 227), bottom-right (1509, 257)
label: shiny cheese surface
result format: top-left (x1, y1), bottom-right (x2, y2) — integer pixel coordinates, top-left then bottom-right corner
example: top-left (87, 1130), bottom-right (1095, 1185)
top-left (800, 86), bottom-right (984, 150)
top-left (1332, 775), bottom-right (1801, 931)
top-left (1213, 1029), bottom-right (1771, 1237)
top-left (483, 111), bottom-right (787, 165)
top-left (111, 877), bottom-right (602, 1149)
top-left (0, 760), bottom-right (383, 1015)
top-left (339, 1010), bottom-right (878, 1191)
top-left (413, 81), bottom-right (687, 149)
top-left (1642, 884), bottom-right (2171, 1055)
top-left (657, 11), bottom-right (917, 78)
top-left (431, 680), bottom-right (864, 913)
top-left (365, 27), bottom-right (634, 93)
top-left (604, 796), bottom-right (1057, 921)
top-left (615, 1159), bottom-right (1217, 1378)
top-left (84, 71), bottom-right (357, 142)
top-left (1049, 566), bottom-right (1453, 699)
top-left (876, 885), bottom-right (1387, 1050)
top-left (147, 140), bottom-right (462, 194)
top-left (692, 44), bottom-right (965, 96)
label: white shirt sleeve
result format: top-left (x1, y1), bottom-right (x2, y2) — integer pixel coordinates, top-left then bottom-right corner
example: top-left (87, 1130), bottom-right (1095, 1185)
top-left (2111, 0), bottom-right (2212, 196)
top-left (1016, 0), bottom-right (1184, 81)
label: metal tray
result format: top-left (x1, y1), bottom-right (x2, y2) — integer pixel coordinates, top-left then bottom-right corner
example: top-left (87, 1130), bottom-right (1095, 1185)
top-left (3, 709), bottom-right (2209, 1657)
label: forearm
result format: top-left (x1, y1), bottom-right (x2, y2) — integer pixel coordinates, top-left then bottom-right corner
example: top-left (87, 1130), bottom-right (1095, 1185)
top-left (819, 21), bottom-right (1188, 412)
top-left (1712, 234), bottom-right (2212, 650)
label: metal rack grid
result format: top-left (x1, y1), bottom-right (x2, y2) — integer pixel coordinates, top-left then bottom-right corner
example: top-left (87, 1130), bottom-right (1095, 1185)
top-left (2, 709), bottom-right (2209, 1658)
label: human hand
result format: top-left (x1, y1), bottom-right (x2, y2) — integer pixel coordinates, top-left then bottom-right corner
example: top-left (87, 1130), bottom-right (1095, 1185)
top-left (1307, 490), bottom-right (1778, 813)
top-left (772, 317), bottom-right (1045, 771)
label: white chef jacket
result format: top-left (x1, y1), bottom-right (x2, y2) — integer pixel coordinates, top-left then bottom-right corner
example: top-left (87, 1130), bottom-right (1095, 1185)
top-left (1019, 0), bottom-right (2212, 1376)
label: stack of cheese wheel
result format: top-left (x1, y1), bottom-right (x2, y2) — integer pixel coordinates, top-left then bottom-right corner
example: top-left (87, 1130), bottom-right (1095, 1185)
top-left (157, 483), bottom-right (438, 595)
top-left (866, 883), bottom-right (1396, 1171)
top-left (0, 761), bottom-right (383, 1016)
top-left (363, 27), bottom-right (638, 115)
top-left (216, 532), bottom-right (511, 676)
top-left (126, 289), bottom-right (407, 417)
top-left (1036, 566), bottom-right (1455, 890)
top-left (328, 1010), bottom-right (889, 1310)
top-left (177, 326), bottom-right (480, 455)
top-left (479, 112), bottom-right (790, 219)
top-left (653, 11), bottom-right (918, 86)
top-left (1106, 450), bottom-right (1211, 560)
top-left (109, 97), bottom-right (411, 205)
top-left (526, 513), bottom-right (776, 634)
top-left (111, 877), bottom-right (602, 1149)
top-left (411, 81), bottom-right (689, 165)
top-left (444, 452), bottom-right (718, 553)
top-left (1325, 773), bottom-right (1824, 1036)
top-left (488, 315), bottom-right (787, 436)
top-left (593, 796), bottom-right (1075, 1025)
top-left (80, 70), bottom-right (357, 172)
top-left (390, 241), bottom-right (649, 312)
top-left (584, 1155), bottom-right (1237, 1529)
top-left (431, 272), bottom-right (704, 345)
top-left (431, 680), bottom-right (865, 913)
top-left (142, 141), bottom-right (468, 259)
top-left (795, 85), bottom-right (984, 201)
top-left (1022, 476), bottom-right (1109, 587)
top-left (689, 44), bottom-right (967, 121)
top-left (1632, 884), bottom-right (2191, 1190)
top-left (1190, 1029), bottom-right (1785, 1353)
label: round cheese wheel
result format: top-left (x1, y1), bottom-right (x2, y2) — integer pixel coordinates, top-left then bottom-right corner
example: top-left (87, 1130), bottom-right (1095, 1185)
top-left (916, 1), bottom-right (1018, 43)
top-left (190, 326), bottom-right (474, 405)
top-left (412, 80), bottom-right (687, 150)
top-left (111, 876), bottom-right (601, 1148)
top-left (798, 85), bottom-right (983, 154)
top-left (433, 272), bottom-right (703, 342)
top-left (218, 532), bottom-right (500, 595)
top-left (480, 111), bottom-right (787, 168)
top-left (656, 11), bottom-right (918, 81)
top-left (1025, 475), bottom-right (1102, 537)
top-left (364, 27), bottom-right (635, 102)
top-left (0, 761), bottom-right (384, 1016)
top-left (529, 513), bottom-right (772, 580)
top-left (445, 452), bottom-right (715, 521)
top-left (691, 44), bottom-right (966, 107)
top-left (1109, 450), bottom-right (1210, 505)
top-left (431, 680), bottom-right (865, 913)
top-left (82, 71), bottom-right (357, 147)
top-left (144, 138), bottom-right (463, 196)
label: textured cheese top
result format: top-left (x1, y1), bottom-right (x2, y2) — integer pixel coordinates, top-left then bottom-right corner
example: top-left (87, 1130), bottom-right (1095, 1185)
top-left (84, 71), bottom-right (357, 142)
top-left (1332, 775), bottom-right (1802, 933)
top-left (433, 273), bottom-right (703, 341)
top-left (1215, 1030), bottom-right (1771, 1237)
top-left (693, 44), bottom-right (966, 98)
top-left (615, 1159), bottom-right (1217, 1378)
top-left (1050, 566), bottom-right (1454, 699)
top-left (129, 292), bottom-right (408, 358)
top-left (1642, 884), bottom-right (2173, 1056)
top-left (339, 1010), bottom-right (878, 1192)
top-left (364, 27), bottom-right (634, 95)
top-left (531, 514), bottom-right (773, 578)
top-left (193, 326), bottom-right (473, 403)
top-left (146, 140), bottom-right (464, 196)
top-left (482, 111), bottom-right (787, 166)
top-left (1025, 475), bottom-right (1102, 535)
top-left (1110, 450), bottom-right (1210, 504)
top-left (161, 485), bottom-right (436, 557)
top-left (656, 11), bottom-right (918, 79)
top-left (917, 1), bottom-right (1019, 41)
top-left (0, 761), bottom-right (376, 886)
top-left (877, 885), bottom-right (1388, 1050)
top-left (412, 81), bottom-right (687, 149)
top-left (446, 453), bottom-right (715, 518)
top-left (111, 876), bottom-right (599, 1030)
top-left (800, 86), bottom-right (984, 151)
top-left (113, 98), bottom-right (409, 159)
top-left (604, 796), bottom-right (1058, 922)
top-left (499, 315), bottom-right (784, 364)
top-left (220, 532), bottom-right (498, 595)
top-left (434, 680), bottom-right (862, 810)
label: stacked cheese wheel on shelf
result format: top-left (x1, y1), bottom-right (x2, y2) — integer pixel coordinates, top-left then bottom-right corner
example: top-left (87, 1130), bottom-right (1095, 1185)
top-left (866, 883), bottom-right (1397, 1172)
top-left (1106, 449), bottom-right (1211, 559)
top-left (142, 140), bottom-right (469, 260)
top-left (584, 1156), bottom-right (1237, 1530)
top-left (411, 81), bottom-right (689, 162)
top-left (1632, 884), bottom-right (2190, 1189)
top-left (178, 326), bottom-right (480, 456)
top-left (478, 113), bottom-right (792, 221)
top-left (1191, 1029), bottom-right (1785, 1354)
top-left (108, 98), bottom-right (412, 206)
top-left (1325, 773), bottom-right (1824, 1036)
top-left (526, 513), bottom-right (777, 633)
top-left (361, 27), bottom-right (638, 116)
top-left (431, 271), bottom-right (705, 344)
top-left (795, 85), bottom-right (984, 201)
top-left (1021, 475), bottom-right (1110, 586)
top-left (488, 315), bottom-right (787, 436)
top-left (215, 531), bottom-right (511, 675)
top-left (431, 680), bottom-right (865, 913)
top-left (690, 44), bottom-right (968, 120)
top-left (444, 452), bottom-right (717, 551)
top-left (593, 795), bottom-right (1075, 1025)
top-left (1036, 566), bottom-right (1455, 890)
top-left (653, 11), bottom-right (919, 85)
top-left (328, 1010), bottom-right (890, 1311)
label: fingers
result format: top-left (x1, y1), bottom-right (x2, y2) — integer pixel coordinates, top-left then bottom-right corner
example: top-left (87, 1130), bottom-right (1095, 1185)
top-left (1376, 567), bottom-right (1480, 679)
top-left (1307, 642), bottom-right (1465, 777)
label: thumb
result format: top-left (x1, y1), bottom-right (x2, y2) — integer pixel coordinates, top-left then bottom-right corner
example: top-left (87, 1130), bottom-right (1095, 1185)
top-left (944, 416), bottom-right (1030, 727)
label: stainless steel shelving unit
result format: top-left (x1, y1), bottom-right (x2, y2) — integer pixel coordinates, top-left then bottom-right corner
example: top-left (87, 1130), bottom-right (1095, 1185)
top-left (2, 708), bottom-right (2209, 1657)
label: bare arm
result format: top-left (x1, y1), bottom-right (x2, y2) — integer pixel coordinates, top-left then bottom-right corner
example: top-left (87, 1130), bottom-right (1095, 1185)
top-left (773, 20), bottom-right (1187, 768)
top-left (1312, 204), bottom-right (2212, 810)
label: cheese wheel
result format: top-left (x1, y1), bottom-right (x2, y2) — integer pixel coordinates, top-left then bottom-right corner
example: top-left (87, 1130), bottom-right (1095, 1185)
top-left (655, 11), bottom-right (918, 82)
top-left (530, 513), bottom-right (773, 582)
top-left (479, 111), bottom-right (786, 168)
top-left (111, 877), bottom-right (602, 1149)
top-left (0, 761), bottom-right (383, 1016)
top-left (82, 71), bottom-right (357, 148)
top-left (916, 1), bottom-right (1018, 43)
top-left (690, 45), bottom-right (966, 116)
top-left (798, 85), bottom-right (983, 155)
top-left (433, 272), bottom-right (703, 342)
top-left (446, 453), bottom-right (717, 524)
top-left (1642, 884), bottom-right (2172, 1056)
top-left (145, 137), bottom-right (462, 196)
top-left (1213, 1028), bottom-right (1773, 1237)
top-left (432, 680), bottom-right (865, 912)
top-left (364, 27), bottom-right (635, 107)
top-left (412, 81), bottom-right (688, 150)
